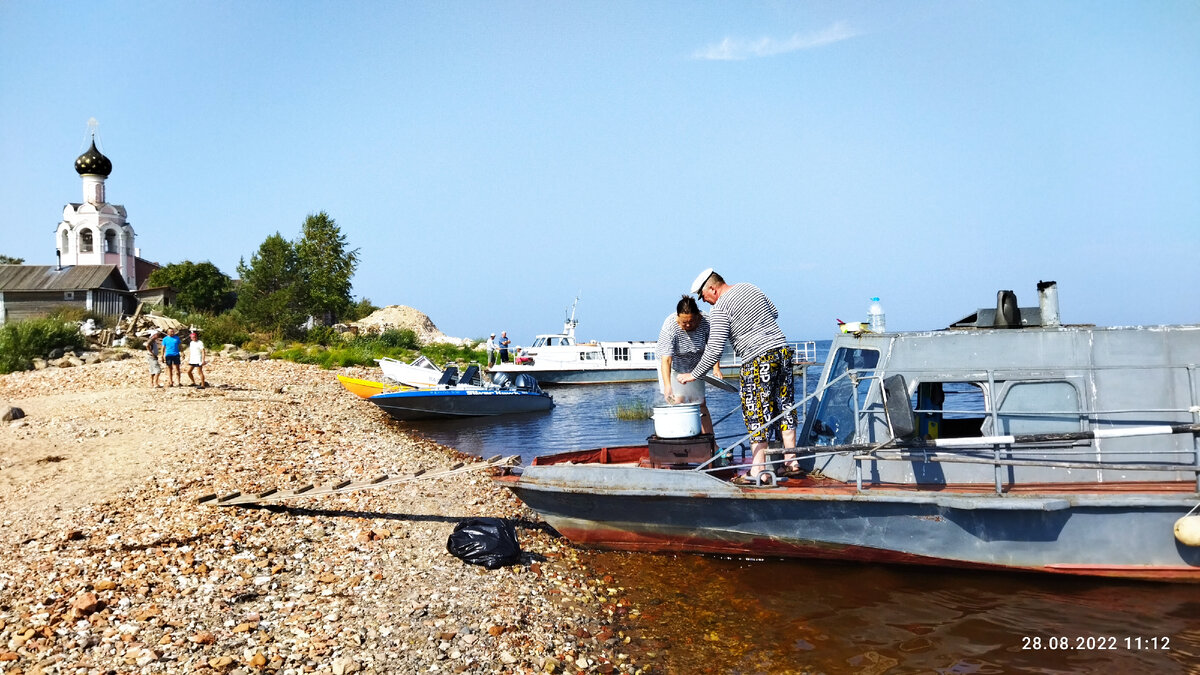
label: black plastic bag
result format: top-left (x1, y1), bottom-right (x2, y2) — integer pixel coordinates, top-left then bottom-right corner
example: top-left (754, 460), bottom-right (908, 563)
top-left (446, 518), bottom-right (521, 569)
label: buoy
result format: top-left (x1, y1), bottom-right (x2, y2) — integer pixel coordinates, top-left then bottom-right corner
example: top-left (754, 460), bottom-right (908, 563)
top-left (1174, 515), bottom-right (1200, 547)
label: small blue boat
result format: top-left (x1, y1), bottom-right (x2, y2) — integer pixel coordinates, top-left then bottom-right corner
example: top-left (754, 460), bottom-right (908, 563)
top-left (368, 366), bottom-right (553, 421)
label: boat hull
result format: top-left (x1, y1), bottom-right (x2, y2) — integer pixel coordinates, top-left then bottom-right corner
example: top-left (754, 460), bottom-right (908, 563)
top-left (369, 389), bottom-right (553, 420)
top-left (498, 461), bottom-right (1200, 582)
top-left (336, 375), bottom-right (406, 399)
top-left (488, 365), bottom-right (664, 385)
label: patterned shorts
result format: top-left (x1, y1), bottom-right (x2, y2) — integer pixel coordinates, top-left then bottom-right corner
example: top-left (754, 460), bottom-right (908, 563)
top-left (739, 346), bottom-right (796, 443)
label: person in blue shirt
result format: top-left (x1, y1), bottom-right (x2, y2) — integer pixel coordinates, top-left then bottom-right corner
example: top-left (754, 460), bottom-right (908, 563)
top-left (161, 327), bottom-right (183, 387)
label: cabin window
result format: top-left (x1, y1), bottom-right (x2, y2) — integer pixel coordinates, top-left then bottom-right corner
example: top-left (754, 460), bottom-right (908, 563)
top-left (580, 351), bottom-right (601, 361)
top-left (911, 381), bottom-right (989, 439)
top-left (80, 230), bottom-right (94, 253)
top-left (643, 352), bottom-right (656, 361)
top-left (997, 382), bottom-right (1082, 435)
top-left (611, 347), bottom-right (629, 361)
top-left (807, 347), bottom-right (880, 446)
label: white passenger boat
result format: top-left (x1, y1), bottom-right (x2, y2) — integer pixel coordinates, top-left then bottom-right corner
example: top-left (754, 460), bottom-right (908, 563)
top-left (489, 300), bottom-right (815, 386)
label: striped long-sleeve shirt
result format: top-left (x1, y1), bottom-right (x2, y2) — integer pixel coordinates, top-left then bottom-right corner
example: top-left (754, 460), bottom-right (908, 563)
top-left (690, 283), bottom-right (787, 378)
top-left (655, 313), bottom-right (710, 373)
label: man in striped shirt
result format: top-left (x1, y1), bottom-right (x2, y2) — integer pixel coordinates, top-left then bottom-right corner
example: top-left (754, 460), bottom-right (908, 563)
top-left (678, 269), bottom-right (798, 479)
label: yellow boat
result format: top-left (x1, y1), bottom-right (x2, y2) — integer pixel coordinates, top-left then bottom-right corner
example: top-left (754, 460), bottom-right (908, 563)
top-left (336, 374), bottom-right (410, 399)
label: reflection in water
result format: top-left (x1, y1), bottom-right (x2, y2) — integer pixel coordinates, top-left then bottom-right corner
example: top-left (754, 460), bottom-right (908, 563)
top-left (588, 552), bottom-right (1200, 674)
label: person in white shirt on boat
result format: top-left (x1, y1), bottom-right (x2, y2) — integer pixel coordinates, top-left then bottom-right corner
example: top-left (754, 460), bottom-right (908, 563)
top-left (679, 268), bottom-right (798, 479)
top-left (486, 333), bottom-right (497, 367)
top-left (656, 295), bottom-right (720, 435)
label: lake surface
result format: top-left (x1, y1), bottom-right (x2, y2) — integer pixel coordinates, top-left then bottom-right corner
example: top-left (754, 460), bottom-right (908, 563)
top-left (403, 343), bottom-right (829, 465)
top-left (396, 343), bottom-right (1198, 673)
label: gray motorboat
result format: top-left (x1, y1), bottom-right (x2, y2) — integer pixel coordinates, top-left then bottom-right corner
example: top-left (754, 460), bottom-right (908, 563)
top-left (497, 282), bottom-right (1200, 582)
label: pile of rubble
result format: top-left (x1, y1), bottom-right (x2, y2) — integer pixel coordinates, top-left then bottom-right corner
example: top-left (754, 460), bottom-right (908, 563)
top-left (349, 306), bottom-right (472, 346)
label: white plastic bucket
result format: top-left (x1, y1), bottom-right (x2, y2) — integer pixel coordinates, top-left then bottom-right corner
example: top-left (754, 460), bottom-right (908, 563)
top-left (652, 403), bottom-right (702, 438)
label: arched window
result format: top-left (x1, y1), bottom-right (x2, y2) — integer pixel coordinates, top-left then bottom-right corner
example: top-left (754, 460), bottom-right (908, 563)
top-left (104, 230), bottom-right (117, 254)
top-left (61, 230), bottom-right (69, 254)
top-left (81, 230), bottom-right (93, 253)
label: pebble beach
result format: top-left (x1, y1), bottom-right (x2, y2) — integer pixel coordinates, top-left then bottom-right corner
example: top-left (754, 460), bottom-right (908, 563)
top-left (0, 353), bottom-right (656, 674)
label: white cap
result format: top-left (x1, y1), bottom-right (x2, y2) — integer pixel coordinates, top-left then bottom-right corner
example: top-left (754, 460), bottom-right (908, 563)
top-left (690, 268), bottom-right (715, 295)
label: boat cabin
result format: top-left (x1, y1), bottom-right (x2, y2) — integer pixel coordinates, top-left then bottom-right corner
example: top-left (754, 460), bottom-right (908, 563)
top-left (800, 283), bottom-right (1200, 488)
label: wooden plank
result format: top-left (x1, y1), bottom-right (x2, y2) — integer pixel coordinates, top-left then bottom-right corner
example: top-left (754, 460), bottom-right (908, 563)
top-left (256, 488), bottom-right (278, 498)
top-left (370, 474), bottom-right (388, 484)
top-left (293, 484), bottom-right (314, 494)
top-left (196, 493), bottom-right (217, 504)
top-left (217, 491), bottom-right (241, 502)
top-left (331, 479), bottom-right (351, 490)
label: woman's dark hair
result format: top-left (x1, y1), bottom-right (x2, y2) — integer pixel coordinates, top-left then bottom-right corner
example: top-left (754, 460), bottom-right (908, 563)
top-left (676, 295), bottom-right (700, 315)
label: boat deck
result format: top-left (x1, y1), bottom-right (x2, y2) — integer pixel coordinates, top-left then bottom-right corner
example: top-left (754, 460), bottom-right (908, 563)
top-left (520, 444), bottom-right (1196, 497)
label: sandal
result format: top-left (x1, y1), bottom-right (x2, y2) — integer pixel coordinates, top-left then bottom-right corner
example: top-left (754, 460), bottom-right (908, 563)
top-left (778, 463), bottom-right (803, 476)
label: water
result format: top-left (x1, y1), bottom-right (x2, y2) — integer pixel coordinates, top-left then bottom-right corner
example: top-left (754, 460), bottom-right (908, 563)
top-left (585, 553), bottom-right (1200, 673)
top-left (400, 380), bottom-right (757, 464)
top-left (396, 342), bottom-right (1199, 672)
top-left (402, 347), bottom-right (827, 465)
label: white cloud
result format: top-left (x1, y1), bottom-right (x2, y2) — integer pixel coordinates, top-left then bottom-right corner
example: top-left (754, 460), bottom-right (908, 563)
top-left (692, 21), bottom-right (860, 61)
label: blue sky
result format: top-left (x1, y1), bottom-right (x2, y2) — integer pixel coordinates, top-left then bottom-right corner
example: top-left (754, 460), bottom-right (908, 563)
top-left (2, 2), bottom-right (1197, 344)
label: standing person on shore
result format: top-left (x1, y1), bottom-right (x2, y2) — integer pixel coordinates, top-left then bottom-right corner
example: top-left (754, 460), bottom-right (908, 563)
top-left (656, 295), bottom-right (720, 434)
top-left (486, 333), bottom-right (497, 368)
top-left (145, 331), bottom-right (163, 388)
top-left (186, 329), bottom-right (207, 388)
top-left (499, 331), bottom-right (511, 363)
top-left (678, 269), bottom-right (798, 480)
top-left (161, 327), bottom-right (182, 387)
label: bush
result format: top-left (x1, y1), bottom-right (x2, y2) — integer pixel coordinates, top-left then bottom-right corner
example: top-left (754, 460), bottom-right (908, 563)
top-left (376, 328), bottom-right (420, 350)
top-left (305, 324), bottom-right (342, 346)
top-left (197, 311), bottom-right (254, 348)
top-left (0, 317), bottom-right (84, 373)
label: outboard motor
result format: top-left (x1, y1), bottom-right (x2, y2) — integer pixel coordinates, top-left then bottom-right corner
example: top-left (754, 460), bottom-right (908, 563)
top-left (491, 372), bottom-right (512, 390)
top-left (513, 374), bottom-right (542, 393)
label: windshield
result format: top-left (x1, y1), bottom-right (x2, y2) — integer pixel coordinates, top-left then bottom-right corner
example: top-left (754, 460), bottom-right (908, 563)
top-left (806, 347), bottom-right (880, 446)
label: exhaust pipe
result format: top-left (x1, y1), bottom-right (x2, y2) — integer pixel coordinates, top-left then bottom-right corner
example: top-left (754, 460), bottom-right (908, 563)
top-left (1038, 280), bottom-right (1060, 327)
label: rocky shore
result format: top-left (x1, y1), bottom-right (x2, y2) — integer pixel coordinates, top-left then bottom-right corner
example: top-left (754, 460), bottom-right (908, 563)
top-left (0, 354), bottom-right (656, 674)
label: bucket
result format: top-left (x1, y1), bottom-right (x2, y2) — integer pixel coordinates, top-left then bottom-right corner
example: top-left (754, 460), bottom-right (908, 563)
top-left (651, 403), bottom-right (702, 438)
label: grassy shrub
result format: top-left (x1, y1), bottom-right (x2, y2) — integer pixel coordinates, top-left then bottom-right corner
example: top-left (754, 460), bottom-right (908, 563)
top-left (375, 328), bottom-right (420, 350)
top-left (304, 324), bottom-right (343, 346)
top-left (198, 310), bottom-right (253, 348)
top-left (0, 317), bottom-right (84, 374)
top-left (612, 399), bottom-right (652, 421)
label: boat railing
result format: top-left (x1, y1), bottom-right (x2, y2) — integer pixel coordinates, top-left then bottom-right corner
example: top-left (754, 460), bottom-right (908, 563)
top-left (696, 366), bottom-right (1200, 493)
top-left (789, 340), bottom-right (818, 365)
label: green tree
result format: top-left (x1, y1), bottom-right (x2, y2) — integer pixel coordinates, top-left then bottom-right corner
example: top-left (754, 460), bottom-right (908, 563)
top-left (147, 260), bottom-right (234, 314)
top-left (0, 255), bottom-right (24, 264)
top-left (235, 233), bottom-right (305, 337)
top-left (295, 211), bottom-right (359, 325)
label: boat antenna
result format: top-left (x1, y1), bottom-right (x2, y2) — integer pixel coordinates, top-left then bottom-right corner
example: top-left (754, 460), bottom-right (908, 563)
top-left (563, 296), bottom-right (580, 337)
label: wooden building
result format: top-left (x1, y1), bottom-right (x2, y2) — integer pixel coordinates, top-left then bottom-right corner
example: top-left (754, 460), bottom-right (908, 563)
top-left (0, 265), bottom-right (136, 325)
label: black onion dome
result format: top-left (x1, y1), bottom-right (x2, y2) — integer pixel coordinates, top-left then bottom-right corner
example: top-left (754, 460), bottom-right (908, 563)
top-left (75, 139), bottom-right (112, 176)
